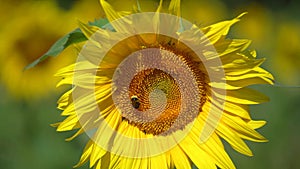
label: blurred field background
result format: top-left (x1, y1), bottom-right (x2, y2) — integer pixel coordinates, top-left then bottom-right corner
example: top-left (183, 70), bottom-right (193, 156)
top-left (0, 0), bottom-right (299, 169)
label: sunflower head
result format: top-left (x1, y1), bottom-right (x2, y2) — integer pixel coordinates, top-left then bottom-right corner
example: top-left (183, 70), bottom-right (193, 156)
top-left (50, 0), bottom-right (274, 168)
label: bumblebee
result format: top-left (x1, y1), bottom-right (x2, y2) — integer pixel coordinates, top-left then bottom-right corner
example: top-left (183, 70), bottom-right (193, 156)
top-left (131, 95), bottom-right (140, 109)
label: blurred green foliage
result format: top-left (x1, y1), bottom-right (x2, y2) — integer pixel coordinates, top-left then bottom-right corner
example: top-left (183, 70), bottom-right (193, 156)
top-left (0, 87), bottom-right (85, 169)
top-left (0, 0), bottom-right (299, 169)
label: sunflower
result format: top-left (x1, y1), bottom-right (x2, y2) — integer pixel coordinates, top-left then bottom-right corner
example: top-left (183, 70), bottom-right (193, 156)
top-left (0, 1), bottom-right (76, 100)
top-left (53, 0), bottom-right (274, 168)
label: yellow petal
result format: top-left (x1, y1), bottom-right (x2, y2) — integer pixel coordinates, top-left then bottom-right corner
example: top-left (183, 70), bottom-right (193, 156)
top-left (57, 114), bottom-right (80, 131)
top-left (54, 63), bottom-right (75, 77)
top-left (50, 122), bottom-right (60, 127)
top-left (202, 12), bottom-right (247, 44)
top-left (78, 20), bottom-right (99, 39)
top-left (65, 128), bottom-right (85, 141)
top-left (182, 126), bottom-right (236, 169)
top-left (216, 122), bottom-right (253, 156)
top-left (179, 138), bottom-right (216, 169)
top-left (222, 58), bottom-right (265, 72)
top-left (193, 118), bottom-right (236, 169)
top-left (225, 73), bottom-right (274, 84)
top-left (225, 66), bottom-right (274, 80)
top-left (168, 0), bottom-right (181, 17)
top-left (60, 73), bottom-right (111, 89)
top-left (247, 120), bottom-right (267, 129)
top-left (222, 113), bottom-right (268, 142)
top-left (150, 154), bottom-right (169, 169)
top-left (121, 157), bottom-right (140, 169)
top-left (90, 144), bottom-right (106, 168)
top-left (98, 152), bottom-right (110, 169)
top-left (250, 50), bottom-right (257, 58)
top-left (74, 141), bottom-right (93, 168)
top-left (56, 76), bottom-right (73, 87)
top-left (57, 88), bottom-right (73, 110)
top-left (156, 0), bottom-right (163, 12)
top-left (99, 0), bottom-right (131, 32)
top-left (207, 96), bottom-right (251, 120)
top-left (170, 146), bottom-right (192, 169)
top-left (209, 82), bottom-right (242, 90)
top-left (227, 77), bottom-right (274, 88)
top-left (213, 88), bottom-right (270, 104)
top-left (211, 76), bottom-right (273, 90)
top-left (61, 102), bottom-right (76, 116)
top-left (215, 39), bottom-right (251, 58)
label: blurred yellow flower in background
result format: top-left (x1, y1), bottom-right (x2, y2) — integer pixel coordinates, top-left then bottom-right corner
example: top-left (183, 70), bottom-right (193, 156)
top-left (181, 0), bottom-right (228, 26)
top-left (273, 21), bottom-right (300, 86)
top-left (233, 2), bottom-right (273, 52)
top-left (0, 1), bottom-right (77, 100)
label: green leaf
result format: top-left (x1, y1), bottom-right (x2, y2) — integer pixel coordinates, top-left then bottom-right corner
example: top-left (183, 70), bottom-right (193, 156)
top-left (89, 18), bottom-right (109, 27)
top-left (24, 18), bottom-right (110, 70)
top-left (90, 18), bottom-right (113, 31)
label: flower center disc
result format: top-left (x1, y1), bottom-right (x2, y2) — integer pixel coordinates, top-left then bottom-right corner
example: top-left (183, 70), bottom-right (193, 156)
top-left (127, 68), bottom-right (181, 135)
top-left (112, 46), bottom-right (207, 136)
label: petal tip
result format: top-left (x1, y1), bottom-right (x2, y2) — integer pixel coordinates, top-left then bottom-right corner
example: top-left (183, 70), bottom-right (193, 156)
top-left (237, 12), bottom-right (248, 19)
